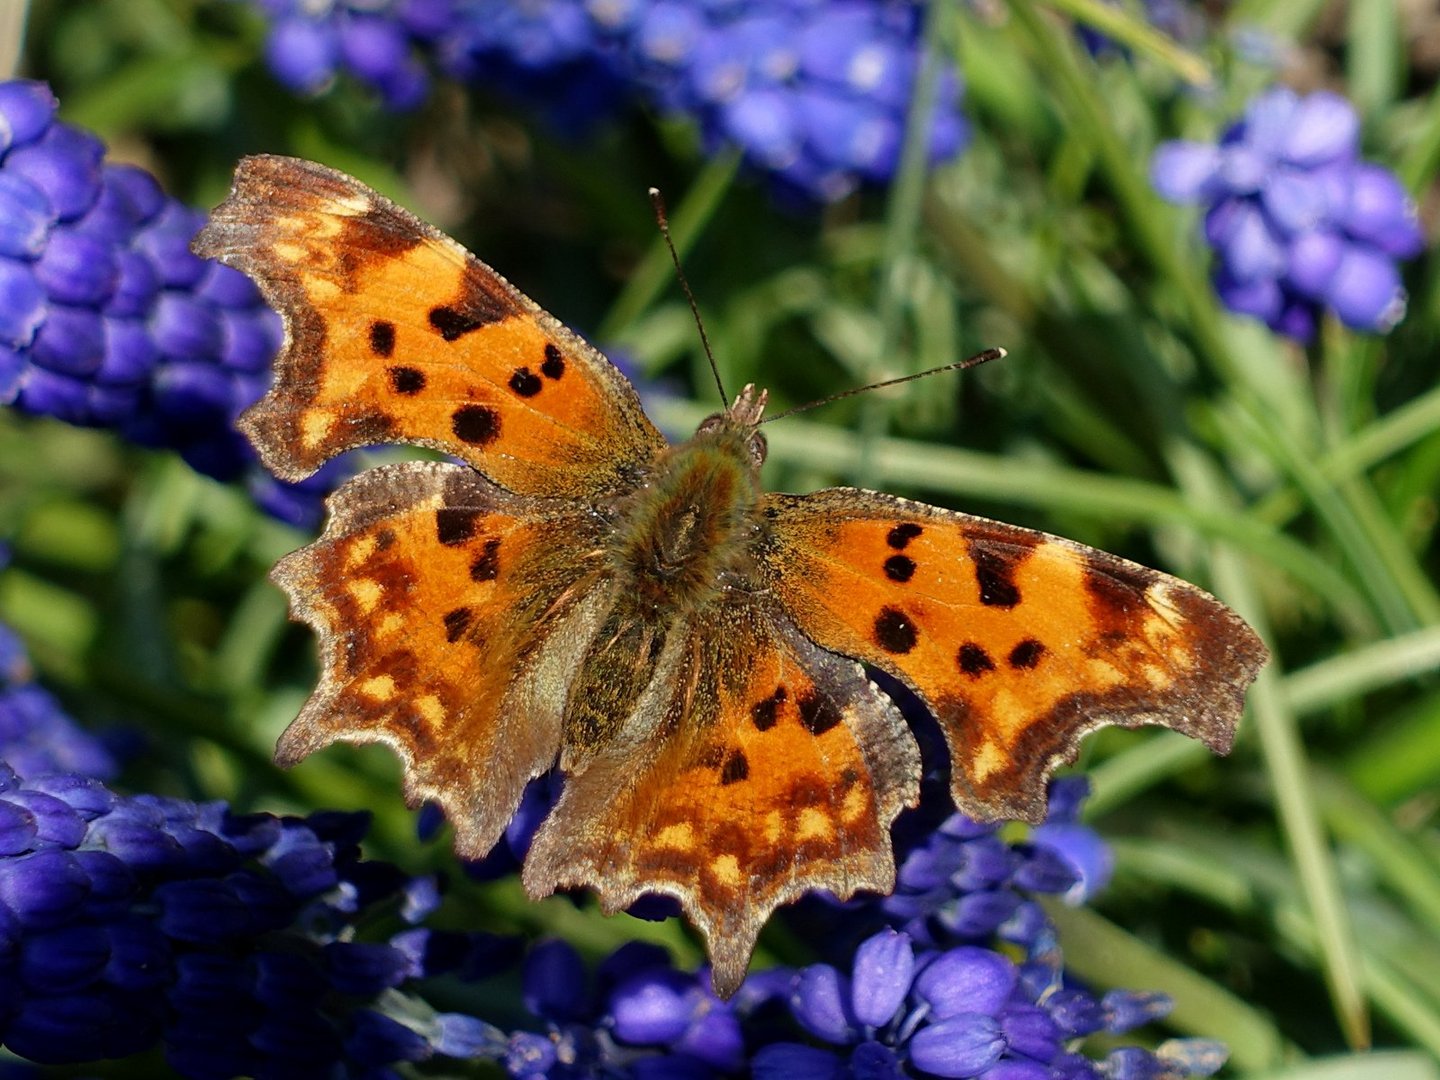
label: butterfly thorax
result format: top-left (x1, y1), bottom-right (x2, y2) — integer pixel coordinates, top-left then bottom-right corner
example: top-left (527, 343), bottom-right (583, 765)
top-left (607, 390), bottom-right (769, 621)
top-left (559, 391), bottom-right (768, 761)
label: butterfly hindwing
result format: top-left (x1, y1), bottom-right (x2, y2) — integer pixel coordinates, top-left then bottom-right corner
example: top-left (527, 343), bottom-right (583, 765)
top-left (273, 460), bottom-right (606, 856)
top-left (759, 488), bottom-right (1268, 823)
top-left (193, 155), bottom-right (665, 499)
top-left (522, 602), bottom-right (921, 997)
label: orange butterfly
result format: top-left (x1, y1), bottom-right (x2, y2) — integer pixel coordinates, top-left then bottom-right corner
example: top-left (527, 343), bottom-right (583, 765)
top-left (194, 156), bottom-right (1267, 997)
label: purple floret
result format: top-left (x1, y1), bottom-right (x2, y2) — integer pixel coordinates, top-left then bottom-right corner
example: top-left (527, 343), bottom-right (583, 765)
top-left (1152, 86), bottom-right (1425, 340)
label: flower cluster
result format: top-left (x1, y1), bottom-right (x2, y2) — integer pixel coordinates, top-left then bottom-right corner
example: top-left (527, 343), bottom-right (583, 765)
top-left (0, 650), bottom-right (743, 1079)
top-left (496, 938), bottom-right (757, 1076)
top-left (249, 0), bottom-right (970, 203)
top-left (748, 779), bottom-right (1223, 1079)
top-left (878, 779), bottom-right (1105, 951)
top-left (0, 605), bottom-right (522, 1074)
top-left (0, 758), bottom-right (545, 1073)
top-left (756, 927), bottom-right (1224, 1079)
top-left (255, 0), bottom-right (435, 110)
top-left (1152, 86), bottom-right (1425, 341)
top-left (0, 585), bottom-right (117, 783)
top-left (0, 78), bottom-right (343, 529)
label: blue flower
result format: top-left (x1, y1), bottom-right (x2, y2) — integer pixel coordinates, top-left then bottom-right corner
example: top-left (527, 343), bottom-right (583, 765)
top-left (752, 778), bottom-right (1225, 1079)
top-left (241, 0), bottom-right (970, 204)
top-left (0, 78), bottom-right (350, 529)
top-left (0, 597), bottom-right (117, 784)
top-left (260, 0), bottom-right (430, 110)
top-left (623, 0), bottom-right (968, 203)
top-left (0, 762), bottom-right (519, 1073)
top-left (463, 938), bottom-right (754, 1077)
top-left (1152, 86), bottom-right (1424, 340)
top-left (756, 925), bottom-right (1224, 1080)
top-left (879, 779), bottom-right (1100, 952)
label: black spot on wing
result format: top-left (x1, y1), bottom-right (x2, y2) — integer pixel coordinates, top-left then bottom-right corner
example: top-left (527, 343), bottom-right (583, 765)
top-left (436, 508), bottom-right (479, 547)
top-left (442, 607), bottom-right (474, 643)
top-left (884, 554), bottom-right (916, 582)
top-left (1008, 639), bottom-right (1046, 669)
top-left (509, 367), bottom-right (542, 397)
top-left (429, 305), bottom-right (485, 341)
top-left (427, 269), bottom-right (516, 341)
top-left (451, 404), bottom-right (500, 445)
top-left (370, 320), bottom-right (395, 357)
top-left (388, 366), bottom-right (425, 395)
top-left (797, 691), bottom-right (841, 736)
top-left (957, 643), bottom-right (995, 677)
top-left (874, 606), bottom-right (919, 654)
top-left (751, 686), bottom-right (786, 731)
top-left (542, 344), bottom-right (565, 380)
top-left (887, 523), bottom-right (923, 550)
top-left (720, 750), bottom-right (749, 785)
top-left (468, 538), bottom-right (501, 582)
top-left (970, 544), bottom-right (1022, 608)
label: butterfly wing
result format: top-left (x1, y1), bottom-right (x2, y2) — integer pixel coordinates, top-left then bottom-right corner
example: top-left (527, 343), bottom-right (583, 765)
top-left (522, 602), bottom-right (921, 997)
top-left (273, 459), bottom-right (609, 856)
top-left (193, 155), bottom-right (664, 499)
top-left (758, 488), bottom-right (1267, 823)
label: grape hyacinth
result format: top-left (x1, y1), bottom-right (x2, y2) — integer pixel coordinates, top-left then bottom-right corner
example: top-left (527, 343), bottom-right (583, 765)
top-left (611, 0), bottom-right (969, 203)
top-left (750, 779), bottom-right (1224, 1079)
top-left (1152, 86), bottom-right (1425, 341)
top-left (754, 927), bottom-right (1224, 1079)
top-left (0, 760), bottom-right (531, 1073)
top-left (0, 78), bottom-right (344, 530)
top-left (249, 0), bottom-right (970, 203)
top-left (0, 587), bottom-right (117, 784)
top-left (256, 0), bottom-right (436, 110)
top-left (878, 777), bottom-right (1109, 950)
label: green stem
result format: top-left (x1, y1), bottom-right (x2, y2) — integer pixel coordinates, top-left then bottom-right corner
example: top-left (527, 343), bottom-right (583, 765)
top-left (853, 0), bottom-right (950, 488)
top-left (1236, 405), bottom-right (1438, 632)
top-left (1312, 769), bottom-right (1440, 936)
top-left (0, 0), bottom-right (27, 79)
top-left (1253, 380), bottom-right (1440, 528)
top-left (1172, 445), bottom-right (1372, 1049)
top-left (1398, 79), bottom-right (1440, 192)
top-left (1041, 0), bottom-right (1212, 85)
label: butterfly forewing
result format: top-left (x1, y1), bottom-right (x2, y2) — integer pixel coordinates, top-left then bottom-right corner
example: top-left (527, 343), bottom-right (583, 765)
top-left (193, 155), bottom-right (665, 499)
top-left (758, 488), bottom-right (1268, 823)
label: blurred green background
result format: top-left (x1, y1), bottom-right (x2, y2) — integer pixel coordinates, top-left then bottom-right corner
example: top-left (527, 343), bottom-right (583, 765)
top-left (5, 1), bottom-right (1440, 1075)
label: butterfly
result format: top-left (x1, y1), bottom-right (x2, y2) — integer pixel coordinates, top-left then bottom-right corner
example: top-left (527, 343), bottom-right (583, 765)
top-left (193, 155), bottom-right (1268, 997)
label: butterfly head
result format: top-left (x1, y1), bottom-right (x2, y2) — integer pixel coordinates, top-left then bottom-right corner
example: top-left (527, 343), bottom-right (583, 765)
top-left (695, 383), bottom-right (769, 472)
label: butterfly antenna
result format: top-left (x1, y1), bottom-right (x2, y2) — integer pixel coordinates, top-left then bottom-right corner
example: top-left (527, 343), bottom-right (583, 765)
top-left (762, 347), bottom-right (1007, 424)
top-left (649, 187), bottom-right (727, 405)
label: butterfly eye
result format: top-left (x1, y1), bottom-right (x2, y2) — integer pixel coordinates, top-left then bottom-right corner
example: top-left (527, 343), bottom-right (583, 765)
top-left (748, 431), bottom-right (768, 469)
top-left (696, 413), bottom-right (725, 437)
